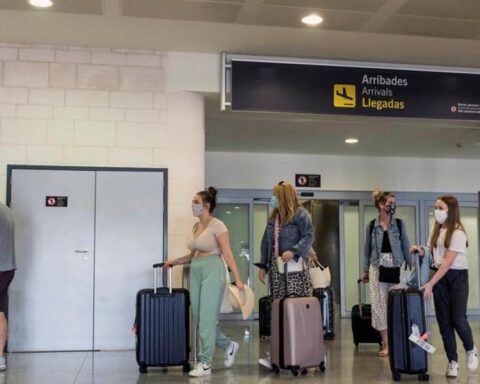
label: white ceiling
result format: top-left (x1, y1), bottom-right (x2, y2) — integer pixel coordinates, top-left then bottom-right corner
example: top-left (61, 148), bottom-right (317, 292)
top-left (2, 0), bottom-right (480, 158)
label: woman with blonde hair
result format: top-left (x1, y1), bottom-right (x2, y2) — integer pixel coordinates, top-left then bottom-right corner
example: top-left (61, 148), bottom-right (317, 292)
top-left (363, 189), bottom-right (411, 358)
top-left (257, 181), bottom-right (313, 369)
top-left (411, 195), bottom-right (477, 378)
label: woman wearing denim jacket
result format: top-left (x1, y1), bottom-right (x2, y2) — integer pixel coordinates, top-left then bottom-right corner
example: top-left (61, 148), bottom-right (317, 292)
top-left (362, 189), bottom-right (412, 358)
top-left (257, 181), bottom-right (313, 369)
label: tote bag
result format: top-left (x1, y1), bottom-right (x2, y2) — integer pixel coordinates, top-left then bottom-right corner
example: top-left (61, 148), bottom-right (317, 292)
top-left (309, 260), bottom-right (331, 289)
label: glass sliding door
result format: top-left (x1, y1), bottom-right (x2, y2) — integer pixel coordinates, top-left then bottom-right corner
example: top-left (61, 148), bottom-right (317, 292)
top-left (253, 203), bottom-right (269, 313)
top-left (216, 203), bottom-right (250, 318)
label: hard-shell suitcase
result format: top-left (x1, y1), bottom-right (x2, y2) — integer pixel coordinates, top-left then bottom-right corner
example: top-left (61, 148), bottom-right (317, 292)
top-left (136, 263), bottom-right (190, 374)
top-left (271, 263), bottom-right (326, 376)
top-left (259, 295), bottom-right (271, 339)
top-left (388, 254), bottom-right (429, 382)
top-left (351, 279), bottom-right (382, 348)
top-left (313, 287), bottom-right (335, 339)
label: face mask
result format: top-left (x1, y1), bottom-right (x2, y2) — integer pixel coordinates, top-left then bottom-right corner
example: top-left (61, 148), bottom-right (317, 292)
top-left (434, 209), bottom-right (448, 224)
top-left (192, 203), bottom-right (205, 217)
top-left (385, 204), bottom-right (396, 215)
top-left (270, 196), bottom-right (278, 209)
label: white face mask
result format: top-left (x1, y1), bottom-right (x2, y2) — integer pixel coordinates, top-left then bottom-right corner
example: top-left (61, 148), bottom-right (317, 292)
top-left (192, 203), bottom-right (205, 217)
top-left (434, 209), bottom-right (448, 224)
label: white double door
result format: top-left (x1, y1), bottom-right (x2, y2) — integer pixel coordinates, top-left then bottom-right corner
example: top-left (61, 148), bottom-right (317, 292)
top-left (8, 168), bottom-right (165, 351)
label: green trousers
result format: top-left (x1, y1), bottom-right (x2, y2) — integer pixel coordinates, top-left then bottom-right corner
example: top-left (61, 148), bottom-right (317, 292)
top-left (190, 254), bottom-right (232, 364)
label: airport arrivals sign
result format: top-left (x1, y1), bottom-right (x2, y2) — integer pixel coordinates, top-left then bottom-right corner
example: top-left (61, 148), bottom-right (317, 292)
top-left (231, 60), bottom-right (480, 120)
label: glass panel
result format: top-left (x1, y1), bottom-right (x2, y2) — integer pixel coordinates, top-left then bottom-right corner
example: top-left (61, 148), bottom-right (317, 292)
top-left (427, 205), bottom-right (479, 310)
top-left (253, 204), bottom-right (269, 312)
top-left (216, 204), bottom-right (250, 315)
top-left (344, 205), bottom-right (360, 311)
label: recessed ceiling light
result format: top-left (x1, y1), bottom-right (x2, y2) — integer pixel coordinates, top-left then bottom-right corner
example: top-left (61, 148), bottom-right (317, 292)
top-left (301, 14), bottom-right (323, 26)
top-left (29, 0), bottom-right (53, 8)
top-left (345, 138), bottom-right (359, 144)
top-left (225, 211), bottom-right (232, 215)
top-left (234, 206), bottom-right (240, 210)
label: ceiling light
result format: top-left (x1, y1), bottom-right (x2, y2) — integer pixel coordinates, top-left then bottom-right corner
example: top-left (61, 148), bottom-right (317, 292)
top-left (234, 206), bottom-right (240, 210)
top-left (301, 14), bottom-right (323, 26)
top-left (225, 211), bottom-right (232, 215)
top-left (29, 0), bottom-right (53, 8)
top-left (345, 138), bottom-right (359, 144)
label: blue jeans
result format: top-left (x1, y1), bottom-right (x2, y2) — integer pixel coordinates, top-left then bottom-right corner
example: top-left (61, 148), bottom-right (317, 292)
top-left (433, 269), bottom-right (474, 362)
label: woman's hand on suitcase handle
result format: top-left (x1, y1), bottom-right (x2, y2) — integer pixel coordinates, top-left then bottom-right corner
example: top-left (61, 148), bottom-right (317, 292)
top-left (162, 260), bottom-right (175, 270)
top-left (281, 250), bottom-right (294, 262)
top-left (409, 245), bottom-right (425, 256)
top-left (421, 282), bottom-right (433, 301)
top-left (362, 270), bottom-right (369, 283)
top-left (259, 268), bottom-right (267, 284)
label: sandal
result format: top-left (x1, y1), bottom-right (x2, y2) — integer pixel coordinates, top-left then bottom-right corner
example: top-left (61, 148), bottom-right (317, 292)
top-left (378, 349), bottom-right (389, 357)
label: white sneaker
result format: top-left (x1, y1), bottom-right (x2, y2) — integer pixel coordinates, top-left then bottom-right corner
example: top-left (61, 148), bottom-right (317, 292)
top-left (467, 346), bottom-right (479, 371)
top-left (224, 341), bottom-right (239, 368)
top-left (189, 362), bottom-right (212, 377)
top-left (258, 353), bottom-right (272, 370)
top-left (446, 361), bottom-right (459, 378)
top-left (0, 357), bottom-right (6, 371)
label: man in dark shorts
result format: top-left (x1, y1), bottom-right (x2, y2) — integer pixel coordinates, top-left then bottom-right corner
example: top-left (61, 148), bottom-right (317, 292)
top-left (0, 203), bottom-right (15, 371)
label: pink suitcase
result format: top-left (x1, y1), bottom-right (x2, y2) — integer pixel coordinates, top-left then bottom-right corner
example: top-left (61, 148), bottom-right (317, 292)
top-left (270, 263), bottom-right (326, 376)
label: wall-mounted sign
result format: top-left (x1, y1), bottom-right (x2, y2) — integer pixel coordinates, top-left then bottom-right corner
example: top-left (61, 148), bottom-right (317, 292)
top-left (231, 60), bottom-right (480, 120)
top-left (45, 196), bottom-right (68, 207)
top-left (295, 174), bottom-right (321, 188)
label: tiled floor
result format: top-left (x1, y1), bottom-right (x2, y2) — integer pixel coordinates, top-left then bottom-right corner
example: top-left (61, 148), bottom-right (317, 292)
top-left (2, 317), bottom-right (480, 384)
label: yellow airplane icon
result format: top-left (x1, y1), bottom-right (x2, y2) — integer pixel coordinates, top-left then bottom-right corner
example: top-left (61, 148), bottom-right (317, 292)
top-left (333, 84), bottom-right (356, 108)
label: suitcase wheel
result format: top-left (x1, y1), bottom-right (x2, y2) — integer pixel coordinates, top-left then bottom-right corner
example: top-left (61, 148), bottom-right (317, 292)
top-left (291, 368), bottom-right (299, 376)
top-left (272, 364), bottom-right (280, 374)
top-left (319, 361), bottom-right (326, 372)
top-left (139, 365), bottom-right (147, 374)
top-left (301, 369), bottom-right (308, 375)
top-left (392, 373), bottom-right (401, 381)
top-left (418, 373), bottom-right (429, 381)
top-left (183, 363), bottom-right (191, 373)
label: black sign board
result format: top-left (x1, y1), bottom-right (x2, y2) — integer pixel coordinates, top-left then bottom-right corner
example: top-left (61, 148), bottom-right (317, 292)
top-left (295, 174), bottom-right (321, 188)
top-left (231, 60), bottom-right (480, 120)
top-left (46, 196), bottom-right (68, 207)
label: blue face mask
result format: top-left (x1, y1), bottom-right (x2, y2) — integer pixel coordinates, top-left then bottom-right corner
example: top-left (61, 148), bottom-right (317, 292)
top-left (270, 196), bottom-right (278, 209)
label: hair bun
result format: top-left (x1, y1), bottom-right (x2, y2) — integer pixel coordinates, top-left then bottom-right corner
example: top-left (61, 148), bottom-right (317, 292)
top-left (207, 186), bottom-right (218, 199)
top-left (372, 189), bottom-right (382, 200)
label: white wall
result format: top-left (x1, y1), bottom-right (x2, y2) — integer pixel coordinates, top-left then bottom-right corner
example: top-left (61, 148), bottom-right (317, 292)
top-left (206, 151), bottom-right (480, 193)
top-left (0, 43), bottom-right (205, 274)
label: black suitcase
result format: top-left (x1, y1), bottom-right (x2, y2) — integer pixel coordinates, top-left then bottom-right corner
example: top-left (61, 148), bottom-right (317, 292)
top-left (259, 295), bottom-right (271, 339)
top-left (313, 287), bottom-right (335, 339)
top-left (136, 263), bottom-right (190, 374)
top-left (388, 254), bottom-right (429, 382)
top-left (351, 280), bottom-right (382, 348)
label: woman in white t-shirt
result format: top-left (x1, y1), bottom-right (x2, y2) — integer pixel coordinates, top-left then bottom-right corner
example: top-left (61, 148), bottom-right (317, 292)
top-left (411, 195), bottom-right (477, 378)
top-left (163, 187), bottom-right (245, 378)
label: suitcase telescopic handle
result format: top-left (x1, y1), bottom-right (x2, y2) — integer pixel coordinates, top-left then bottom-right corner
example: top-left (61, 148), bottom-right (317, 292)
top-left (153, 263), bottom-right (172, 294)
top-left (357, 279), bottom-right (364, 318)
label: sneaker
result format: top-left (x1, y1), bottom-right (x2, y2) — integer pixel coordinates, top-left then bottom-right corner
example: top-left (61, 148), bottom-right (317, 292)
top-left (224, 341), bottom-right (239, 368)
top-left (189, 362), bottom-right (212, 377)
top-left (467, 346), bottom-right (479, 371)
top-left (0, 357), bottom-right (6, 371)
top-left (446, 361), bottom-right (459, 378)
top-left (258, 353), bottom-right (272, 370)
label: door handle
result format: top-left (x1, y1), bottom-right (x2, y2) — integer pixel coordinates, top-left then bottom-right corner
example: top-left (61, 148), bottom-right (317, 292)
top-left (75, 249), bottom-right (89, 254)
